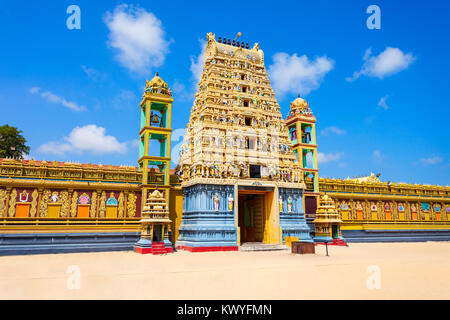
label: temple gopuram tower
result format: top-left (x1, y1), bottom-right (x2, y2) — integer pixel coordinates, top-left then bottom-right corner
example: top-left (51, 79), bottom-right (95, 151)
top-left (285, 96), bottom-right (319, 226)
top-left (176, 32), bottom-right (312, 252)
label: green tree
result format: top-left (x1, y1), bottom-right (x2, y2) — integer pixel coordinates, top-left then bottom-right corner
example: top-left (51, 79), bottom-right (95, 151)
top-left (0, 125), bottom-right (30, 159)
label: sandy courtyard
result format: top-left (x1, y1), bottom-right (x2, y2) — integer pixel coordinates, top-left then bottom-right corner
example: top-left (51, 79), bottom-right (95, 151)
top-left (0, 242), bottom-right (449, 299)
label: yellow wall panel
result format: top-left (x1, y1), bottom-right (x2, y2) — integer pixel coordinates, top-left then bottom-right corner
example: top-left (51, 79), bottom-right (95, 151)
top-left (47, 204), bottom-right (61, 218)
top-left (106, 206), bottom-right (118, 218)
top-left (169, 189), bottom-right (184, 243)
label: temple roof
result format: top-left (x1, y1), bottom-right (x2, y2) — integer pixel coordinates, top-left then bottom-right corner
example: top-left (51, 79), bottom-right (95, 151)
top-left (144, 72), bottom-right (172, 96)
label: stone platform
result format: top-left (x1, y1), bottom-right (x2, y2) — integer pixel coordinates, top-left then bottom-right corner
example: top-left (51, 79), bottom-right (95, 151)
top-left (238, 242), bottom-right (288, 252)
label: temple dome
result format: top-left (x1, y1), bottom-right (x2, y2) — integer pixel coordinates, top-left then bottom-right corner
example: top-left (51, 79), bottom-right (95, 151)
top-left (290, 96), bottom-right (309, 109)
top-left (144, 72), bottom-right (171, 96)
top-left (148, 73), bottom-right (166, 87)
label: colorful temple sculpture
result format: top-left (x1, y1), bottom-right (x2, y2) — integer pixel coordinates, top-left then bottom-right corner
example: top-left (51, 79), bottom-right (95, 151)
top-left (0, 32), bottom-right (449, 255)
top-left (135, 189), bottom-right (173, 254)
top-left (313, 193), bottom-right (346, 245)
top-left (175, 32), bottom-right (312, 251)
top-left (285, 95), bottom-right (319, 228)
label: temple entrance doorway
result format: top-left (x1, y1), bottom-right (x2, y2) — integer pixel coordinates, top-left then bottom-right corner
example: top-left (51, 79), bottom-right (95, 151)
top-left (152, 224), bottom-right (163, 242)
top-left (332, 224), bottom-right (339, 239)
top-left (238, 192), bottom-right (266, 243)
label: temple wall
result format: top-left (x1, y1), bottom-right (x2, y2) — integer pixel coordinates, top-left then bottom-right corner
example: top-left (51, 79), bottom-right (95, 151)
top-left (0, 159), bottom-right (143, 255)
top-left (279, 188), bottom-right (312, 243)
top-left (176, 184), bottom-right (238, 251)
top-left (318, 178), bottom-right (450, 242)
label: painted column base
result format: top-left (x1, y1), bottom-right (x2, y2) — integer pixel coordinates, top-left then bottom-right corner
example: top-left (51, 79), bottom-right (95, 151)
top-left (176, 245), bottom-right (238, 253)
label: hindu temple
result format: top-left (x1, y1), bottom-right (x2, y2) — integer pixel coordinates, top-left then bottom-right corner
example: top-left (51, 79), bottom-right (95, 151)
top-left (0, 32), bottom-right (449, 255)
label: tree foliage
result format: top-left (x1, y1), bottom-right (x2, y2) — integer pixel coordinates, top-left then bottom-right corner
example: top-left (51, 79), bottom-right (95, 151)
top-left (0, 124), bottom-right (31, 159)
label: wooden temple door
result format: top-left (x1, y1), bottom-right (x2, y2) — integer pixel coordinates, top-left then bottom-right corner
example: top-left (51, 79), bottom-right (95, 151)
top-left (244, 199), bottom-right (256, 242)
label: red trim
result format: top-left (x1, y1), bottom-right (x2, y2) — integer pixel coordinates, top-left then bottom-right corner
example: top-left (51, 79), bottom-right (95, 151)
top-left (135, 242), bottom-right (173, 254)
top-left (315, 239), bottom-right (348, 246)
top-left (177, 245), bottom-right (238, 252)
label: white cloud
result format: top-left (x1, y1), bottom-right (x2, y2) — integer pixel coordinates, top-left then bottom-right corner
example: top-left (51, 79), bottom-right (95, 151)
top-left (29, 87), bottom-right (40, 94)
top-left (320, 126), bottom-right (346, 136)
top-left (81, 65), bottom-right (107, 81)
top-left (29, 87), bottom-right (86, 112)
top-left (190, 39), bottom-right (206, 84)
top-left (268, 52), bottom-right (334, 98)
top-left (104, 4), bottom-right (171, 74)
top-left (372, 149), bottom-right (384, 161)
top-left (171, 39), bottom-right (206, 102)
top-left (378, 95), bottom-right (390, 110)
top-left (170, 128), bottom-right (186, 165)
top-left (38, 125), bottom-right (128, 155)
top-left (317, 152), bottom-right (343, 164)
top-left (420, 156), bottom-right (443, 165)
top-left (347, 47), bottom-right (415, 81)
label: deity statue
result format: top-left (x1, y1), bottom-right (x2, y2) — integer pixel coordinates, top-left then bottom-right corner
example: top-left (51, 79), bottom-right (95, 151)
top-left (356, 201), bottom-right (363, 211)
top-left (19, 190), bottom-right (29, 202)
top-left (213, 193), bottom-right (220, 211)
top-left (107, 192), bottom-right (118, 205)
top-left (228, 194), bottom-right (234, 211)
top-left (279, 196), bottom-right (283, 212)
top-left (51, 192), bottom-right (59, 203)
top-left (287, 195), bottom-right (293, 213)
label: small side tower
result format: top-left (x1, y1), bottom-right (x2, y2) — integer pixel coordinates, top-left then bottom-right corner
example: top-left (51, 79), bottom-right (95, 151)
top-left (135, 189), bottom-right (173, 254)
top-left (313, 193), bottom-right (346, 246)
top-left (285, 95), bottom-right (319, 227)
top-left (135, 73), bottom-right (173, 254)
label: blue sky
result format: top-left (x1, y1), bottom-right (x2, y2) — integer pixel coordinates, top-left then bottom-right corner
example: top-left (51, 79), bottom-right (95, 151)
top-left (0, 0), bottom-right (449, 185)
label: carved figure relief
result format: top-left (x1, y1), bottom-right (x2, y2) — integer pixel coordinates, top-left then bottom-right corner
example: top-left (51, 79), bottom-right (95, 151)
top-left (90, 192), bottom-right (97, 218)
top-left (99, 192), bottom-right (107, 218)
top-left (118, 192), bottom-right (125, 218)
top-left (0, 189), bottom-right (6, 217)
top-left (213, 193), bottom-right (220, 211)
top-left (228, 194), bottom-right (234, 211)
top-left (70, 191), bottom-right (78, 217)
top-left (127, 193), bottom-right (137, 217)
top-left (60, 191), bottom-right (69, 218)
top-left (36, 189), bottom-right (48, 217)
top-left (8, 189), bottom-right (17, 217)
top-left (287, 195), bottom-right (293, 213)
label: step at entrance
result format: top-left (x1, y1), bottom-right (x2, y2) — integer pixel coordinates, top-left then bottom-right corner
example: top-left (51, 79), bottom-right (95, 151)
top-left (239, 242), bottom-right (288, 252)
